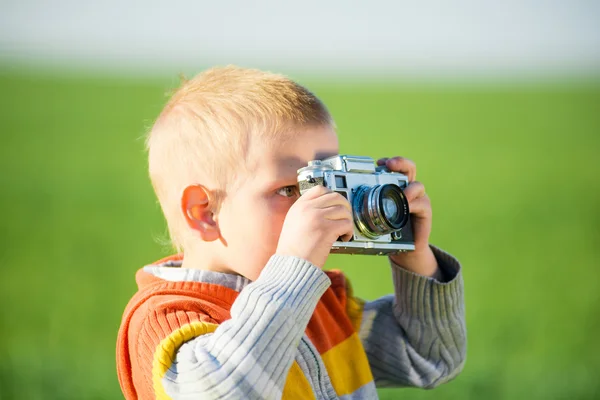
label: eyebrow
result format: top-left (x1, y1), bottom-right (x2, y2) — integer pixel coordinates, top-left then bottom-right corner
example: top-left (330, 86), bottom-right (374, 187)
top-left (272, 150), bottom-right (338, 186)
top-left (314, 151), bottom-right (337, 160)
top-left (270, 175), bottom-right (299, 188)
top-left (275, 157), bottom-right (305, 178)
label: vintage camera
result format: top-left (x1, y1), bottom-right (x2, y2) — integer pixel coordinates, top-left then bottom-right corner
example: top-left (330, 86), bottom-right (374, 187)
top-left (297, 155), bottom-right (415, 255)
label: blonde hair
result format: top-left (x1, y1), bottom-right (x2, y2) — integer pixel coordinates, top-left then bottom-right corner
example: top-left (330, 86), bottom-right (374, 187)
top-left (147, 65), bottom-right (334, 251)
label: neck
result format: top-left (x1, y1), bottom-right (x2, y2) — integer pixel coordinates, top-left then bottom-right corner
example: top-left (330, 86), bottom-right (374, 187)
top-left (180, 243), bottom-right (238, 276)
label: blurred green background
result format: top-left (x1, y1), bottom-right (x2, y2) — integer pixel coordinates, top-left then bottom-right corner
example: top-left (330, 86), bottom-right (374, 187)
top-left (0, 67), bottom-right (599, 400)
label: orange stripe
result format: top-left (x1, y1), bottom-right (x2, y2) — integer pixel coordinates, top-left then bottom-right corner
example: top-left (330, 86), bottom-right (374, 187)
top-left (306, 271), bottom-right (358, 354)
top-left (306, 291), bottom-right (355, 353)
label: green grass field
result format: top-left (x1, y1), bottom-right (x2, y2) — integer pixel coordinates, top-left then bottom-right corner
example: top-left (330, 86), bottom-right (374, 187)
top-left (1, 68), bottom-right (599, 399)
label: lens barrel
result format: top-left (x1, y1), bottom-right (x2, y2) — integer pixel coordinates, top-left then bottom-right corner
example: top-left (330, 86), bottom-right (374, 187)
top-left (353, 184), bottom-right (409, 238)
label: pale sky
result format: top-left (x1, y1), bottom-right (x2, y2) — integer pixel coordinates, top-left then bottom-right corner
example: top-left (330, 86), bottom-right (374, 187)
top-left (1, 0), bottom-right (599, 77)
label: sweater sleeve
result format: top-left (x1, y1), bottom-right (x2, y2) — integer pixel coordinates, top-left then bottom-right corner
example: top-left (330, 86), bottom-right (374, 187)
top-left (355, 245), bottom-right (467, 388)
top-left (151, 255), bottom-right (330, 400)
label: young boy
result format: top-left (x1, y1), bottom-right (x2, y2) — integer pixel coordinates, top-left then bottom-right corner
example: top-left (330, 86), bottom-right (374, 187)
top-left (116, 66), bottom-right (466, 400)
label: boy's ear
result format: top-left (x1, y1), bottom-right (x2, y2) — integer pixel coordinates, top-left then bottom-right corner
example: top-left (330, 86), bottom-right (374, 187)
top-left (181, 185), bottom-right (220, 242)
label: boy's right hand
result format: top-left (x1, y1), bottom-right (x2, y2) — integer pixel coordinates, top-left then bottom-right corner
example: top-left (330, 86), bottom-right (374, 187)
top-left (276, 185), bottom-right (354, 268)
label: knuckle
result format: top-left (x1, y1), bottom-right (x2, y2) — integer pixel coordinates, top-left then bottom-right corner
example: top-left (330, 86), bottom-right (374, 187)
top-left (322, 192), bottom-right (335, 201)
top-left (306, 185), bottom-right (326, 197)
top-left (316, 185), bottom-right (330, 194)
top-left (293, 202), bottom-right (306, 214)
top-left (317, 223), bottom-right (328, 235)
top-left (310, 211), bottom-right (321, 223)
top-left (410, 181), bottom-right (425, 190)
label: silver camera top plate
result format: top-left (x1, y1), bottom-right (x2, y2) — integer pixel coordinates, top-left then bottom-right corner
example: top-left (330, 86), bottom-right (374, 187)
top-left (326, 155), bottom-right (376, 173)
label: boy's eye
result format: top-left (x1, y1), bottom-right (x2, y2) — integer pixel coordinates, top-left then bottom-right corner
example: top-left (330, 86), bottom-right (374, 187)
top-left (276, 185), bottom-right (299, 198)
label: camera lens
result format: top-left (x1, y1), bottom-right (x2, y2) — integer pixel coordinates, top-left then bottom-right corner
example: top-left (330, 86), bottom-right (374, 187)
top-left (378, 184), bottom-right (409, 231)
top-left (353, 184), bottom-right (409, 238)
top-left (382, 197), bottom-right (398, 222)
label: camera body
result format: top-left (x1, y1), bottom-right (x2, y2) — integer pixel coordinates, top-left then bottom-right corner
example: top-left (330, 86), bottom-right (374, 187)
top-left (297, 155), bottom-right (415, 255)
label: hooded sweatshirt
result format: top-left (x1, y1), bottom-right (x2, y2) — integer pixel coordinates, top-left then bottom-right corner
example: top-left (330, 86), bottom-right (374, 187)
top-left (116, 246), bottom-right (466, 399)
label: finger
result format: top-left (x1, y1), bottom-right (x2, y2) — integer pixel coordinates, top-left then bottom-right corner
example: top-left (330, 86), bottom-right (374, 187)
top-left (402, 181), bottom-right (426, 202)
top-left (407, 195), bottom-right (432, 218)
top-left (300, 184), bottom-right (331, 200)
top-left (339, 232), bottom-right (353, 242)
top-left (329, 218), bottom-right (354, 242)
top-left (312, 191), bottom-right (352, 211)
top-left (386, 157), bottom-right (417, 182)
top-left (376, 157), bottom-right (389, 166)
top-left (320, 204), bottom-right (353, 221)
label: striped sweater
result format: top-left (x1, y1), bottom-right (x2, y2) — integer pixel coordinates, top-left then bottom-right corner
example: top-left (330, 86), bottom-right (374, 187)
top-left (116, 246), bottom-right (466, 399)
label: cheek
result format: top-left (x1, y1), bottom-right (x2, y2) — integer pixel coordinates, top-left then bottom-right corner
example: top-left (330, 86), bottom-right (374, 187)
top-left (262, 198), bottom-right (291, 246)
top-left (269, 211), bottom-right (287, 244)
top-left (229, 196), bottom-right (289, 246)
top-left (224, 197), bottom-right (294, 280)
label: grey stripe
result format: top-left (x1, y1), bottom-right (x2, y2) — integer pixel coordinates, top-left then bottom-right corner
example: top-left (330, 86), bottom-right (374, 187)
top-left (159, 255), bottom-right (331, 399)
top-left (359, 245), bottom-right (467, 389)
top-left (147, 244), bottom-right (465, 398)
top-left (338, 381), bottom-right (379, 400)
top-left (144, 264), bottom-right (251, 292)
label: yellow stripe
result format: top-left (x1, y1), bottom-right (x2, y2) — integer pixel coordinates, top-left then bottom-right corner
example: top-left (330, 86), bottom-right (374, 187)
top-left (282, 361), bottom-right (316, 400)
top-left (152, 321), bottom-right (218, 400)
top-left (346, 295), bottom-right (365, 333)
top-left (345, 281), bottom-right (365, 333)
top-left (321, 333), bottom-right (374, 396)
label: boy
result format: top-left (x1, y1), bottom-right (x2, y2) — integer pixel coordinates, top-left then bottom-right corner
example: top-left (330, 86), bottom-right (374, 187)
top-left (116, 66), bottom-right (466, 399)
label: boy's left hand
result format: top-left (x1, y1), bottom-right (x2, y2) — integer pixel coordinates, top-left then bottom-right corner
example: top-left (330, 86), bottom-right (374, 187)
top-left (377, 156), bottom-right (442, 280)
